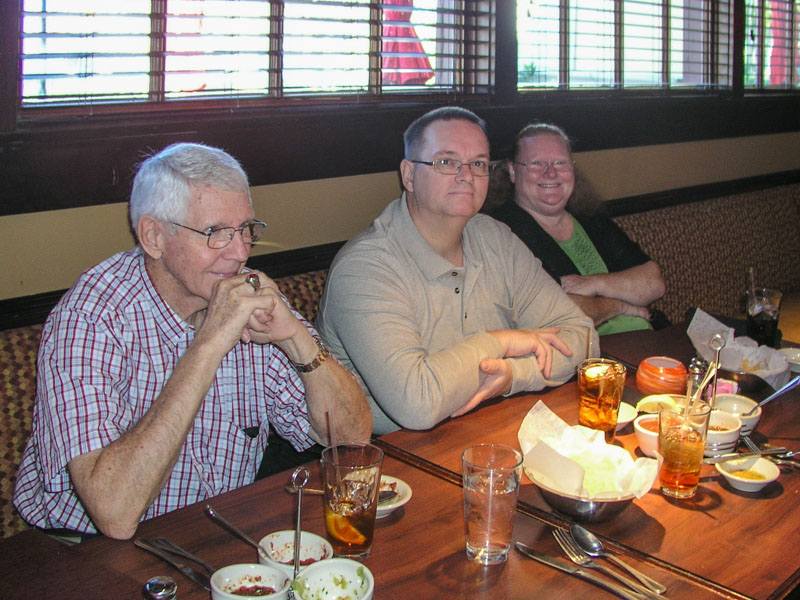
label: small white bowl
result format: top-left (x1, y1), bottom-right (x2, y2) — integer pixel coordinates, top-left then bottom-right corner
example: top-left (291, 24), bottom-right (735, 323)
top-left (615, 402), bottom-right (637, 432)
top-left (779, 347), bottom-right (800, 374)
top-left (715, 393), bottom-right (762, 436)
top-left (258, 530), bottom-right (333, 576)
top-left (290, 558), bottom-right (374, 600)
top-left (376, 475), bottom-right (412, 519)
top-left (715, 457), bottom-right (780, 493)
top-left (704, 410), bottom-right (742, 457)
top-left (211, 563), bottom-right (290, 600)
top-left (633, 414), bottom-right (659, 458)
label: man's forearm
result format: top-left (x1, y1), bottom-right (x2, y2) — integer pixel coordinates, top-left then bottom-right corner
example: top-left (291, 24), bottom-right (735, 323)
top-left (303, 357), bottom-right (372, 445)
top-left (68, 339), bottom-right (224, 539)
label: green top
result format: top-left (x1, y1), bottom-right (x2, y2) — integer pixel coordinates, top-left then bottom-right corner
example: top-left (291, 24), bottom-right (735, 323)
top-left (556, 218), bottom-right (651, 335)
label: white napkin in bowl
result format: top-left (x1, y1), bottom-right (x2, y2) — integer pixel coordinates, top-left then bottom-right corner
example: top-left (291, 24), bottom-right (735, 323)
top-left (518, 401), bottom-right (660, 499)
top-left (687, 309), bottom-right (790, 389)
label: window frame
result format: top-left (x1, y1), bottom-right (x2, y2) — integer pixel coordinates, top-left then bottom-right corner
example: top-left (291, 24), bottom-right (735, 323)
top-left (1, 0), bottom-right (799, 219)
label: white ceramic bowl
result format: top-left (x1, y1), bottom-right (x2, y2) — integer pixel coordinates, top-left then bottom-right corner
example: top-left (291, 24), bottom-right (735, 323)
top-left (633, 414), bottom-right (659, 458)
top-left (779, 347), bottom-right (800, 374)
top-left (615, 402), bottom-right (637, 432)
top-left (704, 410), bottom-right (742, 457)
top-left (715, 393), bottom-right (762, 436)
top-left (258, 530), bottom-right (333, 576)
top-left (290, 558), bottom-right (374, 600)
top-left (715, 456), bottom-right (780, 493)
top-left (376, 475), bottom-right (412, 519)
top-left (211, 563), bottom-right (290, 600)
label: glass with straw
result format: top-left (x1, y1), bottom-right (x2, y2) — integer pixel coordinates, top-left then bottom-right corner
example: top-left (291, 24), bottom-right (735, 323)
top-left (657, 367), bottom-right (715, 498)
top-left (321, 411), bottom-right (383, 558)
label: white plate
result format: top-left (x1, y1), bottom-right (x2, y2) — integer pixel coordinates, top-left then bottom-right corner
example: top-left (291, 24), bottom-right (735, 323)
top-left (615, 402), bottom-right (637, 431)
top-left (779, 347), bottom-right (800, 373)
top-left (376, 475), bottom-right (412, 519)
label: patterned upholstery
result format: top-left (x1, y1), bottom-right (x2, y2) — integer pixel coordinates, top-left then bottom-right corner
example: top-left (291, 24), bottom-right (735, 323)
top-left (0, 272), bottom-right (330, 539)
top-left (614, 185), bottom-right (800, 324)
top-left (0, 324), bottom-right (42, 538)
top-left (275, 269), bottom-right (329, 323)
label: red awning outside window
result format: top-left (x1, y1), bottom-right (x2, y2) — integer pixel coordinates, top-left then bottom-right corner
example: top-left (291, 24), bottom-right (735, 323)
top-left (382, 0), bottom-right (435, 85)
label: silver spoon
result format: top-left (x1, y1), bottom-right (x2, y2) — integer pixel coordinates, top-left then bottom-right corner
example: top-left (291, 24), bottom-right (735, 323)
top-left (204, 503), bottom-right (270, 562)
top-left (570, 524), bottom-right (667, 595)
top-left (742, 375), bottom-right (800, 416)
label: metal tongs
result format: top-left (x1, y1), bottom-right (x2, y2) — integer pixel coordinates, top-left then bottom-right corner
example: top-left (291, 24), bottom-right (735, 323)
top-left (289, 467), bottom-right (310, 585)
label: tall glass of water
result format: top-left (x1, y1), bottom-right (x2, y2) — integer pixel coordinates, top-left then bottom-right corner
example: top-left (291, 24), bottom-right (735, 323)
top-left (462, 444), bottom-right (522, 565)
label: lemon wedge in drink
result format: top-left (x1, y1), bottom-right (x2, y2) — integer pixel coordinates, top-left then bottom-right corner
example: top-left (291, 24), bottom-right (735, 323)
top-left (325, 511), bottom-right (366, 545)
top-left (635, 394), bottom-right (678, 413)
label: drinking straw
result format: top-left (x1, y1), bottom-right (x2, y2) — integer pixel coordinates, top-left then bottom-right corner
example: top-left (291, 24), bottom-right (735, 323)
top-left (326, 410), bottom-right (344, 493)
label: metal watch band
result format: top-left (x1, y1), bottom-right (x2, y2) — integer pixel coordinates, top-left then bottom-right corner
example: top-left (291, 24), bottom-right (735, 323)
top-left (292, 336), bottom-right (331, 373)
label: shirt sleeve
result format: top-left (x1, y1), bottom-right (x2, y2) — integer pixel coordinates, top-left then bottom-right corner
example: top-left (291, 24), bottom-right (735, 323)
top-left (35, 308), bottom-right (134, 489)
top-left (318, 251), bottom-right (507, 431)
top-left (495, 228), bottom-right (599, 395)
top-left (581, 215), bottom-right (652, 272)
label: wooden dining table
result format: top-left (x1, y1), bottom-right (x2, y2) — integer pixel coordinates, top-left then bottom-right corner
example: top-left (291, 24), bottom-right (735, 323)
top-left (1, 325), bottom-right (798, 600)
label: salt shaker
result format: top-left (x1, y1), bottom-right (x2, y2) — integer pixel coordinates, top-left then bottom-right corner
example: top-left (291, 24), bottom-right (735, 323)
top-left (686, 358), bottom-right (707, 398)
top-left (143, 576), bottom-right (177, 599)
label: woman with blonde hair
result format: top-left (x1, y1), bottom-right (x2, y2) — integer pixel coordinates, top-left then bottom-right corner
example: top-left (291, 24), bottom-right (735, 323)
top-left (488, 123), bottom-right (666, 334)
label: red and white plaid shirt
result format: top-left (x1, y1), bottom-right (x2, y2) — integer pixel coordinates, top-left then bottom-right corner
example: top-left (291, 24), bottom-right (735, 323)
top-left (14, 248), bottom-right (313, 533)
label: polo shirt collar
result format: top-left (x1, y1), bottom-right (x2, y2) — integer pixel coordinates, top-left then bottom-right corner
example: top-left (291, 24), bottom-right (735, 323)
top-left (392, 193), bottom-right (482, 281)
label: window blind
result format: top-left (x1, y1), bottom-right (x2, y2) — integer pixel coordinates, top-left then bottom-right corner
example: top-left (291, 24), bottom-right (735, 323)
top-left (517, 0), bottom-right (732, 91)
top-left (20, 0), bottom-right (495, 110)
top-left (744, 0), bottom-right (799, 89)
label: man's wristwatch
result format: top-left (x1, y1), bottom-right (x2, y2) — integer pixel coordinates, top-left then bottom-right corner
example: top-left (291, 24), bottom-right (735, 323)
top-left (292, 336), bottom-right (331, 373)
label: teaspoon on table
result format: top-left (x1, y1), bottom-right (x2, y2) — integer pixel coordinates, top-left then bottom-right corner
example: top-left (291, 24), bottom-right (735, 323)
top-left (570, 524), bottom-right (667, 595)
top-left (284, 485), bottom-right (399, 504)
top-left (742, 375), bottom-right (800, 416)
top-left (204, 503), bottom-right (270, 562)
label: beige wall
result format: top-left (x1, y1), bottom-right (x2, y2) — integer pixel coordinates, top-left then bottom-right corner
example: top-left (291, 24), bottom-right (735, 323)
top-left (1, 132), bottom-right (799, 301)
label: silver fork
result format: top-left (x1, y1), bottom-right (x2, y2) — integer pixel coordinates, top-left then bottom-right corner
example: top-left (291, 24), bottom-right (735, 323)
top-left (552, 529), bottom-right (665, 600)
top-left (740, 437), bottom-right (800, 468)
top-left (742, 436), bottom-right (760, 453)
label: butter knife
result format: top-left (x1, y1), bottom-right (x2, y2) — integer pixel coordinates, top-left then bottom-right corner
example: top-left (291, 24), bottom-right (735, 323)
top-left (134, 538), bottom-right (211, 591)
top-left (515, 542), bottom-right (647, 600)
top-left (703, 448), bottom-right (788, 464)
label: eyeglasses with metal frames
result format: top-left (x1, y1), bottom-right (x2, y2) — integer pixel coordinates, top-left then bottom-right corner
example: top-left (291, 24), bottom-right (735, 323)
top-left (513, 159), bottom-right (574, 174)
top-left (170, 220), bottom-right (267, 249)
top-left (410, 158), bottom-right (494, 177)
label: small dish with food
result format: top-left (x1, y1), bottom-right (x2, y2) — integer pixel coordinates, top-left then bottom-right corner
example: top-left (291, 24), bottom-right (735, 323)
top-left (715, 456), bottom-right (780, 493)
top-left (703, 410), bottom-right (742, 457)
top-left (258, 530), bottom-right (332, 576)
top-left (715, 393), bottom-right (761, 436)
top-left (376, 475), bottom-right (412, 519)
top-left (291, 558), bottom-right (374, 600)
top-left (633, 414), bottom-right (659, 458)
top-left (211, 563), bottom-right (290, 600)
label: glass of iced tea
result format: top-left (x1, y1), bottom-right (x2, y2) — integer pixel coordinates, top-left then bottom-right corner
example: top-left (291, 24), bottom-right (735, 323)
top-left (658, 400), bottom-right (711, 498)
top-left (577, 358), bottom-right (626, 443)
top-left (462, 444), bottom-right (522, 565)
top-left (321, 443), bottom-right (383, 559)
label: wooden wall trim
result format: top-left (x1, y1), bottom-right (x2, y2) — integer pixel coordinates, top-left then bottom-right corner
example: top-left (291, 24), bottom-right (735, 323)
top-left (1, 170), bottom-right (797, 330)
